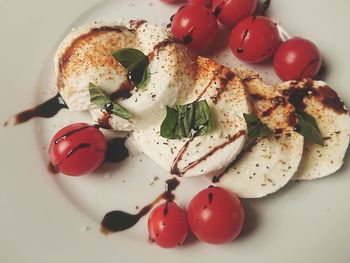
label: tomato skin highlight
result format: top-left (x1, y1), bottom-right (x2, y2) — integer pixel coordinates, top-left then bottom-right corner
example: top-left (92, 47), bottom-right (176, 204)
top-left (273, 37), bottom-right (322, 81)
top-left (171, 4), bottom-right (218, 51)
top-left (212, 0), bottom-right (258, 28)
top-left (230, 16), bottom-right (280, 63)
top-left (187, 187), bottom-right (244, 244)
top-left (49, 123), bottom-right (107, 176)
top-left (148, 201), bottom-right (189, 248)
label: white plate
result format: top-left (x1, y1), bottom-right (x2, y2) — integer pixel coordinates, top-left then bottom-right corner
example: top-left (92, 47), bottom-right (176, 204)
top-left (1, 0), bottom-right (349, 262)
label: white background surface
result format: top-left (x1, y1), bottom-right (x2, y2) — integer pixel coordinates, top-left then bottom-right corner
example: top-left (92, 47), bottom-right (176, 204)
top-left (0, 0), bottom-right (349, 262)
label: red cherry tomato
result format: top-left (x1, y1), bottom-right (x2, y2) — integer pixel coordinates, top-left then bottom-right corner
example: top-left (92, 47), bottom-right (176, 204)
top-left (148, 201), bottom-right (189, 248)
top-left (187, 186), bottom-right (244, 244)
top-left (212, 0), bottom-right (258, 28)
top-left (171, 4), bottom-right (218, 51)
top-left (273, 37), bottom-right (322, 81)
top-left (49, 123), bottom-right (107, 176)
top-left (189, 0), bottom-right (211, 5)
top-left (230, 16), bottom-right (280, 63)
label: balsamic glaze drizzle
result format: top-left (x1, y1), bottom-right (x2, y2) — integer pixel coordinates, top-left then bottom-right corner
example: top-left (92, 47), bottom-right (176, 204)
top-left (101, 177), bottom-right (180, 233)
top-left (171, 130), bottom-right (246, 176)
top-left (212, 141), bottom-right (257, 183)
top-left (5, 93), bottom-right (68, 126)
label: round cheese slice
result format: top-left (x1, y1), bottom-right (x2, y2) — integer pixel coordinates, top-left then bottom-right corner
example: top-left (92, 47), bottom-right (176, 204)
top-left (133, 57), bottom-right (252, 178)
top-left (209, 75), bottom-right (304, 198)
top-left (276, 79), bottom-right (350, 180)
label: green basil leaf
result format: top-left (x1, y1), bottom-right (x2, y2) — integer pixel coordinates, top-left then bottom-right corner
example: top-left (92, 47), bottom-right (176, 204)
top-left (243, 113), bottom-right (273, 144)
top-left (136, 65), bottom-right (150, 90)
top-left (112, 48), bottom-right (150, 90)
top-left (89, 83), bottom-right (132, 120)
top-left (295, 110), bottom-right (324, 146)
top-left (160, 100), bottom-right (213, 139)
top-left (160, 106), bottom-right (180, 139)
top-left (112, 48), bottom-right (147, 70)
top-left (194, 100), bottom-right (213, 135)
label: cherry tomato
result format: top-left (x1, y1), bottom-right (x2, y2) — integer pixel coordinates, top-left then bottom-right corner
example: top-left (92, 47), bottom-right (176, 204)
top-left (171, 4), bottom-right (218, 51)
top-left (230, 16), bottom-right (280, 63)
top-left (189, 0), bottom-right (211, 5)
top-left (187, 186), bottom-right (244, 244)
top-left (212, 0), bottom-right (258, 28)
top-left (49, 123), bottom-right (107, 176)
top-left (273, 37), bottom-right (322, 81)
top-left (148, 201), bottom-right (189, 248)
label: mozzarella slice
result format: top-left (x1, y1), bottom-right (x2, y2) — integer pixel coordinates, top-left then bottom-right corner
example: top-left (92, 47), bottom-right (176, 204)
top-left (54, 20), bottom-right (195, 131)
top-left (276, 79), bottom-right (350, 180)
top-left (118, 22), bottom-right (196, 129)
top-left (54, 20), bottom-right (137, 112)
top-left (133, 56), bottom-right (251, 177)
top-left (209, 75), bottom-right (304, 198)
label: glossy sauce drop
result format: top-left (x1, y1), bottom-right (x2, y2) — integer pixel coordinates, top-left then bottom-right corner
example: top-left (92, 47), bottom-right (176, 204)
top-left (100, 178), bottom-right (180, 234)
top-left (105, 138), bottom-right (129, 163)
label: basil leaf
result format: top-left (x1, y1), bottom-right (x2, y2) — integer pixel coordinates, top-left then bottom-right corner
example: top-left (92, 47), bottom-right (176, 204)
top-left (136, 65), bottom-right (150, 90)
top-left (89, 83), bottom-right (132, 120)
top-left (160, 106), bottom-right (180, 139)
top-left (243, 113), bottom-right (272, 144)
top-left (160, 100), bottom-right (213, 139)
top-left (112, 48), bottom-right (147, 70)
top-left (112, 48), bottom-right (150, 90)
top-left (295, 110), bottom-right (324, 146)
top-left (194, 100), bottom-right (213, 135)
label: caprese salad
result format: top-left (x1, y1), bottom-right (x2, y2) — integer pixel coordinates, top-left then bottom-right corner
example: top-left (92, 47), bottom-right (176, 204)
top-left (6, 0), bottom-right (350, 249)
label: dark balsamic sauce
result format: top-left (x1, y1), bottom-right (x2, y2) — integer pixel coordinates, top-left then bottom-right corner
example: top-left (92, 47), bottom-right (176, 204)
top-left (100, 177), bottom-right (180, 234)
top-left (110, 80), bottom-right (134, 101)
top-left (105, 137), bottom-right (129, 163)
top-left (129, 20), bottom-right (147, 32)
top-left (250, 93), bottom-right (266, 101)
top-left (7, 93), bottom-right (68, 126)
top-left (212, 140), bottom-right (256, 183)
top-left (55, 125), bottom-right (96, 144)
top-left (182, 27), bottom-right (195, 45)
top-left (148, 38), bottom-right (179, 62)
top-left (212, 68), bottom-right (235, 104)
top-left (66, 143), bottom-right (91, 157)
top-left (282, 80), bottom-right (347, 114)
top-left (213, 0), bottom-right (228, 16)
top-left (48, 162), bottom-right (59, 174)
top-left (163, 201), bottom-right (170, 216)
top-left (171, 130), bottom-right (246, 176)
top-left (287, 112), bottom-right (297, 127)
top-left (261, 96), bottom-right (286, 117)
top-left (274, 128), bottom-right (283, 134)
top-left (282, 86), bottom-right (312, 111)
top-left (97, 112), bottom-right (112, 130)
top-left (198, 79), bottom-right (215, 101)
top-left (317, 86), bottom-right (348, 114)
